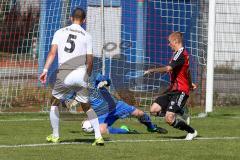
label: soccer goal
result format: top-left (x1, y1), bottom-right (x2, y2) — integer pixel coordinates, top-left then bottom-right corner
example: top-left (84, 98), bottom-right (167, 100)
top-left (0, 0), bottom-right (239, 114)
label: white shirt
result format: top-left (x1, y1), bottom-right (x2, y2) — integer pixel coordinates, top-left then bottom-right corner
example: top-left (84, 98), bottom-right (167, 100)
top-left (51, 24), bottom-right (93, 66)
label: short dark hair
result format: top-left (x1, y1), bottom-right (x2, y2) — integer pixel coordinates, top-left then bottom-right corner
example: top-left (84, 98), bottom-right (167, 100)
top-left (71, 7), bottom-right (86, 21)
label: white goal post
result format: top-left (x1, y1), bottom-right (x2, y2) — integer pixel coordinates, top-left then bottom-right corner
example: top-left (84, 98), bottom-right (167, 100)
top-left (206, 0), bottom-right (216, 113)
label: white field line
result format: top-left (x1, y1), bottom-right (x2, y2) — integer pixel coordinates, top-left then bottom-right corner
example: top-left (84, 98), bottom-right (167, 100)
top-left (0, 119), bottom-right (47, 122)
top-left (0, 137), bottom-right (239, 148)
top-left (1, 115), bottom-right (240, 122)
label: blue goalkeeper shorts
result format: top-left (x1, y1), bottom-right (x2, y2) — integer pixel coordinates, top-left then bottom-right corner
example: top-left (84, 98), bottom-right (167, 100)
top-left (98, 101), bottom-right (136, 126)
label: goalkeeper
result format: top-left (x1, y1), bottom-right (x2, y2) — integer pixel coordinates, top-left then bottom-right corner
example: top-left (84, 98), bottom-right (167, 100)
top-left (66, 73), bottom-right (168, 134)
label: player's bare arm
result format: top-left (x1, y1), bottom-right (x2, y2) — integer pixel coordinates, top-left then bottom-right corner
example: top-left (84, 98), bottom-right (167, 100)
top-left (192, 83), bottom-right (197, 90)
top-left (187, 69), bottom-right (197, 90)
top-left (144, 65), bottom-right (172, 75)
top-left (39, 44), bottom-right (58, 84)
top-left (86, 54), bottom-right (93, 76)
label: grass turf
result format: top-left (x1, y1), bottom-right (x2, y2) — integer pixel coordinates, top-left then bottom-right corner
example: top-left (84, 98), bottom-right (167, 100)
top-left (0, 106), bottom-right (240, 160)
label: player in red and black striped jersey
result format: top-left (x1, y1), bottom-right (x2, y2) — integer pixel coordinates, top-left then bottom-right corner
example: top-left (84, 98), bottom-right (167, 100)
top-left (145, 32), bottom-right (198, 140)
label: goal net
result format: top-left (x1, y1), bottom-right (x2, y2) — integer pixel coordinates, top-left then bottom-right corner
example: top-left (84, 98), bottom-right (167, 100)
top-left (2, 0), bottom-right (237, 114)
top-left (213, 0), bottom-right (240, 106)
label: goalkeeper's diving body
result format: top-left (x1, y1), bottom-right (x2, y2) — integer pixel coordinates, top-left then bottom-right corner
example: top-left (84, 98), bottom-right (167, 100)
top-left (66, 73), bottom-right (168, 134)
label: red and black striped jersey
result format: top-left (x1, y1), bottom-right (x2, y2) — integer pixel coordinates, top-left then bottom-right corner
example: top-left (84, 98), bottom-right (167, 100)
top-left (169, 47), bottom-right (191, 95)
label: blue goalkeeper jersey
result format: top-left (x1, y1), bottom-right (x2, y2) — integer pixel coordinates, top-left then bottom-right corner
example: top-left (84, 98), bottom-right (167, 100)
top-left (89, 87), bottom-right (118, 116)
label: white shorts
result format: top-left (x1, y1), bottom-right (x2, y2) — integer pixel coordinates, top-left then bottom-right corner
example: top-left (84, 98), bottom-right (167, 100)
top-left (52, 66), bottom-right (89, 103)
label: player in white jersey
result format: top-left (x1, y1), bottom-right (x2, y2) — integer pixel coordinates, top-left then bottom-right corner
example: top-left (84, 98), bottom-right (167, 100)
top-left (39, 7), bottom-right (104, 146)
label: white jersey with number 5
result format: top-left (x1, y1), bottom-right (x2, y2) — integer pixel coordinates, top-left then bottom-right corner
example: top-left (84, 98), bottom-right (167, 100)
top-left (51, 24), bottom-right (92, 66)
top-left (51, 24), bottom-right (92, 103)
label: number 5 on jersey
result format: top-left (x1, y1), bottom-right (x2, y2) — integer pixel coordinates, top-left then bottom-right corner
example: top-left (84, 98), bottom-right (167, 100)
top-left (64, 34), bottom-right (77, 53)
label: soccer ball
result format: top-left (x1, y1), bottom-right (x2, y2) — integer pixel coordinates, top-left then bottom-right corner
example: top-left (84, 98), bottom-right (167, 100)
top-left (81, 120), bottom-right (94, 133)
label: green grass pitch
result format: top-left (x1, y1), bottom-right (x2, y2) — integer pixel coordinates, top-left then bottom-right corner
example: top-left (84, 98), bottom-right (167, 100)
top-left (0, 107), bottom-right (240, 160)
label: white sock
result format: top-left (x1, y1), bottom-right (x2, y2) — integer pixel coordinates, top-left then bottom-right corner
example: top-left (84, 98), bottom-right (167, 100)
top-left (50, 106), bottom-right (59, 138)
top-left (86, 109), bottom-right (102, 139)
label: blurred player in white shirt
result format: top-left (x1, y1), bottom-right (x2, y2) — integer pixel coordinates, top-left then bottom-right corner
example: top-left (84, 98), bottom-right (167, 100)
top-left (39, 7), bottom-right (104, 146)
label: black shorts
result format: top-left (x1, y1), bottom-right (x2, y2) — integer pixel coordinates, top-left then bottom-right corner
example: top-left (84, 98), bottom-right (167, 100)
top-left (154, 91), bottom-right (189, 114)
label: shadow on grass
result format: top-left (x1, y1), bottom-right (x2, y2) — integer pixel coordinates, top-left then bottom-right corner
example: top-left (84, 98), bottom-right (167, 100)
top-left (61, 138), bottom-right (93, 143)
top-left (61, 137), bottom-right (112, 143)
top-left (160, 135), bottom-right (186, 139)
top-left (208, 113), bottom-right (239, 118)
top-left (217, 113), bottom-right (238, 117)
top-left (69, 130), bottom-right (81, 134)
